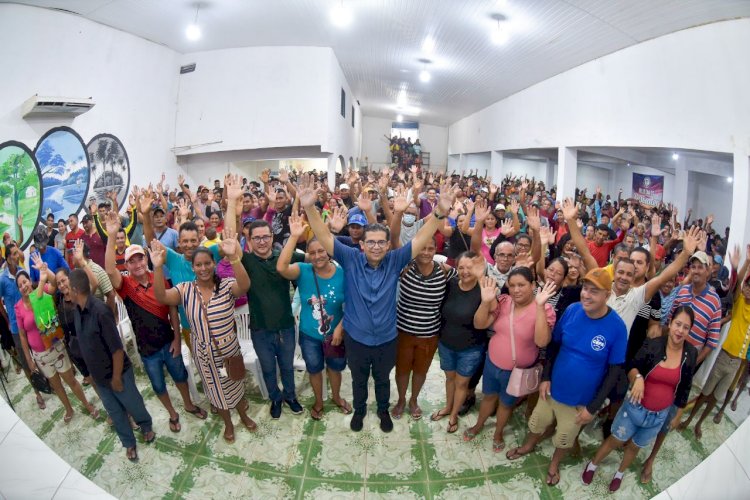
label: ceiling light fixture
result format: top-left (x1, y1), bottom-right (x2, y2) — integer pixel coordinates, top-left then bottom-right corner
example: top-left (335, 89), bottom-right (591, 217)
top-left (419, 70), bottom-right (431, 82)
top-left (490, 14), bottom-right (509, 45)
top-left (396, 89), bottom-right (408, 107)
top-left (422, 36), bottom-right (435, 54)
top-left (330, 0), bottom-right (353, 28)
top-left (727, 176), bottom-right (733, 183)
top-left (672, 153), bottom-right (679, 160)
top-left (186, 4), bottom-right (202, 41)
top-left (396, 114), bottom-right (403, 122)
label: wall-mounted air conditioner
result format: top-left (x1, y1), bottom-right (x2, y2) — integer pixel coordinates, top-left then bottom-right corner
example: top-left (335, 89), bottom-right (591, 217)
top-left (22, 95), bottom-right (95, 118)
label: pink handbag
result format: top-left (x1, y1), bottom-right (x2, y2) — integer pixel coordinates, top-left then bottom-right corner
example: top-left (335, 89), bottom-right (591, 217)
top-left (506, 303), bottom-right (543, 397)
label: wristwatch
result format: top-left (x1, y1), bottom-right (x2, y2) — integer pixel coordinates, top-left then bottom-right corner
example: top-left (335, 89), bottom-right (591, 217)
top-left (434, 210), bottom-right (446, 220)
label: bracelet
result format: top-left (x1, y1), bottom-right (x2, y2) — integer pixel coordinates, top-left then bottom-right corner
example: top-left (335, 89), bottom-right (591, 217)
top-left (434, 211), bottom-right (446, 220)
top-left (230, 258), bottom-right (242, 265)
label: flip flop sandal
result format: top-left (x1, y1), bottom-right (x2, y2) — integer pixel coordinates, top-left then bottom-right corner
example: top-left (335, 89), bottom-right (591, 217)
top-left (186, 405), bottom-right (208, 420)
top-left (36, 395), bottom-right (46, 410)
top-left (430, 409), bottom-right (451, 422)
top-left (63, 412), bottom-right (74, 424)
top-left (390, 405), bottom-right (405, 420)
top-left (492, 440), bottom-right (506, 453)
top-left (86, 404), bottom-right (100, 420)
top-left (169, 416), bottom-right (181, 433)
top-left (242, 419), bottom-right (257, 432)
top-left (143, 431), bottom-right (156, 444)
top-left (447, 419), bottom-right (459, 434)
top-left (410, 405), bottom-right (423, 420)
top-left (546, 470), bottom-right (560, 486)
top-left (223, 432), bottom-right (235, 444)
top-left (463, 429), bottom-right (479, 442)
top-left (640, 468), bottom-right (653, 484)
top-left (126, 446), bottom-right (138, 462)
top-left (506, 447), bottom-right (534, 461)
top-left (310, 406), bottom-right (324, 421)
top-left (335, 399), bottom-right (352, 415)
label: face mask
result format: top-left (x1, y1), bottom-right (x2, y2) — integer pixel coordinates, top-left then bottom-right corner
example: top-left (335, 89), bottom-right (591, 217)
top-left (403, 214), bottom-right (416, 225)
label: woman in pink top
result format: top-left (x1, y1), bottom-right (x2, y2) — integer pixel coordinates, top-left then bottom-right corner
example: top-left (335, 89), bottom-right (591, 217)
top-left (15, 265), bottom-right (97, 423)
top-left (465, 267), bottom-right (557, 452)
top-left (480, 213), bottom-right (501, 264)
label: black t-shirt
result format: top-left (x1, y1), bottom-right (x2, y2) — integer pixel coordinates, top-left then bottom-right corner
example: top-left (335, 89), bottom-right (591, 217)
top-left (626, 292), bottom-right (661, 361)
top-left (270, 204), bottom-right (293, 247)
top-left (439, 277), bottom-right (486, 350)
top-left (56, 293), bottom-right (83, 360)
top-left (446, 228), bottom-right (471, 259)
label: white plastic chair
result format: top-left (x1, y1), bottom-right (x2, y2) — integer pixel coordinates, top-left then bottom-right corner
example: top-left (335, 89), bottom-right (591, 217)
top-left (180, 343), bottom-right (201, 403)
top-left (235, 312), bottom-right (267, 398)
top-left (292, 288), bottom-right (327, 400)
top-left (115, 298), bottom-right (141, 367)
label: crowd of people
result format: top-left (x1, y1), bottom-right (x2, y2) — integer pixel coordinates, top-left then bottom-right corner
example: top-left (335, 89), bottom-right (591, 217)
top-left (389, 136), bottom-right (422, 170)
top-left (0, 165), bottom-right (748, 492)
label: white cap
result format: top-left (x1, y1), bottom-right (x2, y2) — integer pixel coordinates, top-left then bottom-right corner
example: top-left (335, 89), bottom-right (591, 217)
top-left (495, 203), bottom-right (506, 211)
top-left (340, 183), bottom-right (350, 190)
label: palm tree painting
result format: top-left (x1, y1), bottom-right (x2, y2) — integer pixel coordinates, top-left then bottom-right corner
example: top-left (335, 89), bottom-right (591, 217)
top-left (86, 134), bottom-right (130, 208)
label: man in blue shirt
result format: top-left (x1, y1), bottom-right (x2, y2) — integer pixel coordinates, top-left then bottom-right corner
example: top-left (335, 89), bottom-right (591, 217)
top-left (29, 231), bottom-right (69, 284)
top-left (299, 173), bottom-right (455, 433)
top-left (506, 267), bottom-right (627, 486)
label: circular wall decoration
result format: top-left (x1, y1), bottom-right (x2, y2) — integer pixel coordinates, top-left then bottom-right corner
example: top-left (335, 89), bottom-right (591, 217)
top-left (0, 141), bottom-right (42, 250)
top-left (86, 133), bottom-right (131, 210)
top-left (35, 127), bottom-right (91, 222)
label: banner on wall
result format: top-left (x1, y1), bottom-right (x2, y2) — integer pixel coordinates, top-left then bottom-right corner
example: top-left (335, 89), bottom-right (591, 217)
top-left (631, 173), bottom-right (664, 206)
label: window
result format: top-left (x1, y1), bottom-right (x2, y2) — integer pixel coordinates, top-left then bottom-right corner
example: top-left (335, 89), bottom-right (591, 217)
top-left (351, 106), bottom-right (355, 128)
top-left (340, 88), bottom-right (346, 118)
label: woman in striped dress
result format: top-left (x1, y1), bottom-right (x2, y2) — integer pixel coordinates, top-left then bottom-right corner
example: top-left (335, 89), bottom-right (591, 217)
top-left (151, 233), bottom-right (254, 444)
top-left (392, 237), bottom-right (456, 420)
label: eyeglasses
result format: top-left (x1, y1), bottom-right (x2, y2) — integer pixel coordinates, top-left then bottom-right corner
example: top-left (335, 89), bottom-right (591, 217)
top-left (496, 253), bottom-right (514, 259)
top-left (364, 240), bottom-right (388, 249)
top-left (251, 235), bottom-right (272, 243)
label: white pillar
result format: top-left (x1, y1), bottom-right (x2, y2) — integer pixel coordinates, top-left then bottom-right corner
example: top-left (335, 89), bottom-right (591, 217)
top-left (727, 149), bottom-right (750, 253)
top-left (673, 160), bottom-right (689, 220)
top-left (458, 154), bottom-right (468, 175)
top-left (556, 147), bottom-right (577, 201)
top-left (545, 159), bottom-right (555, 190)
top-left (490, 151), bottom-right (504, 182)
top-left (327, 154), bottom-right (337, 191)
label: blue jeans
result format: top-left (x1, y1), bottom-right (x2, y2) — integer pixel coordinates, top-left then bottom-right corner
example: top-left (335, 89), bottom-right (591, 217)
top-left (612, 399), bottom-right (669, 448)
top-left (299, 333), bottom-right (347, 374)
top-left (141, 342), bottom-right (188, 395)
top-left (438, 342), bottom-right (486, 377)
top-left (251, 328), bottom-right (297, 402)
top-left (97, 368), bottom-right (153, 448)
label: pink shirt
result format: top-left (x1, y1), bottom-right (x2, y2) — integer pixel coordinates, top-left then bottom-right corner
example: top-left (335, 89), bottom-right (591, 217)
top-left (14, 300), bottom-right (46, 353)
top-left (481, 228), bottom-right (501, 264)
top-left (216, 260), bottom-right (248, 307)
top-left (488, 295), bottom-right (556, 370)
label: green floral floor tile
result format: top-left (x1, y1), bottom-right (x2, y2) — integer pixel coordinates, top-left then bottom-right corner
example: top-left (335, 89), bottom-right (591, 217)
top-left (299, 479), bottom-right (365, 500)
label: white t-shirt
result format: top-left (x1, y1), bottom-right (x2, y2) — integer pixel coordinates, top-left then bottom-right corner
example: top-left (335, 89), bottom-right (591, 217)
top-left (607, 284), bottom-right (647, 333)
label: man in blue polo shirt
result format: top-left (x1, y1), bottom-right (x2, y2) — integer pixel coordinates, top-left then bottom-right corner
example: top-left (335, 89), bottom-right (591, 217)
top-left (29, 230), bottom-right (69, 285)
top-left (506, 267), bottom-right (627, 486)
top-left (299, 173), bottom-right (455, 433)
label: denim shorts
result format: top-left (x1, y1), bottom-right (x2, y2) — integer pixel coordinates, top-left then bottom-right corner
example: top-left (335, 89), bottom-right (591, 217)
top-left (659, 404), bottom-right (679, 434)
top-left (481, 355), bottom-right (518, 407)
top-left (438, 342), bottom-right (485, 377)
top-left (141, 342), bottom-right (188, 395)
top-left (299, 333), bottom-right (346, 375)
top-left (611, 399), bottom-right (669, 448)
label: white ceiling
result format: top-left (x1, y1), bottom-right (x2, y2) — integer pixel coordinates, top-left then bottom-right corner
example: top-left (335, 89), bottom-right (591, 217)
top-left (8, 0), bottom-right (750, 126)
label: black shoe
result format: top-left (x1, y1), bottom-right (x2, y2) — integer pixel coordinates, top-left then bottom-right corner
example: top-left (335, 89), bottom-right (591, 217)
top-left (378, 410), bottom-right (393, 433)
top-left (458, 395), bottom-right (476, 416)
top-left (285, 398), bottom-right (303, 415)
top-left (270, 400), bottom-right (282, 419)
top-left (350, 412), bottom-right (365, 432)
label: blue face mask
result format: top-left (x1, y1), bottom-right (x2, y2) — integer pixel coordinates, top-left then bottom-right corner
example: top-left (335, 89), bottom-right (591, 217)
top-left (403, 214), bottom-right (417, 225)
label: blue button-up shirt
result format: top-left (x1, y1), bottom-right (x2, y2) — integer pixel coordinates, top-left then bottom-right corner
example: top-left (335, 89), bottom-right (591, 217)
top-left (0, 267), bottom-right (22, 334)
top-left (333, 239), bottom-right (412, 346)
top-left (29, 247), bottom-right (69, 283)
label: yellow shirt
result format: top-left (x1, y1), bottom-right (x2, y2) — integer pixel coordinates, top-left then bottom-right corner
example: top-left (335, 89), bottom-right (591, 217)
top-left (723, 294), bottom-right (750, 359)
top-left (604, 263), bottom-right (614, 280)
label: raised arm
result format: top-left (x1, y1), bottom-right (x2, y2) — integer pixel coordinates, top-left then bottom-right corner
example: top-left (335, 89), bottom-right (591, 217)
top-left (389, 189), bottom-right (408, 248)
top-left (103, 211), bottom-right (124, 290)
top-left (138, 188), bottom-right (156, 245)
top-left (276, 212), bottom-right (305, 280)
top-left (471, 199), bottom-right (488, 254)
top-left (411, 185), bottom-right (455, 258)
top-left (474, 276), bottom-right (498, 329)
top-left (732, 244), bottom-right (750, 297)
top-left (644, 226), bottom-right (700, 301)
top-left (223, 173), bottom-right (243, 237)
top-left (534, 281), bottom-right (557, 347)
top-left (562, 198), bottom-right (599, 271)
top-left (149, 240), bottom-right (181, 306)
top-left (217, 229), bottom-right (250, 298)
top-left (298, 174), bottom-right (334, 255)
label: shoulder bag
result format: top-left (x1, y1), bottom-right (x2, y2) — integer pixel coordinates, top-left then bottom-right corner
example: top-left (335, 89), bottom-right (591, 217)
top-left (506, 302), bottom-right (543, 397)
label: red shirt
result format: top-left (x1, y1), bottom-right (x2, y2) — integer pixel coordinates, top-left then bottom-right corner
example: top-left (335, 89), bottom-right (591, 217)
top-left (65, 228), bottom-right (85, 268)
top-left (587, 230), bottom-right (625, 267)
top-left (641, 363), bottom-right (681, 412)
top-left (81, 230), bottom-right (106, 268)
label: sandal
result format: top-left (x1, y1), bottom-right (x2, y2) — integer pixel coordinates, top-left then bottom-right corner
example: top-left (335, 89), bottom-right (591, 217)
top-left (169, 416), bottom-right (181, 433)
top-left (640, 467), bottom-right (653, 484)
top-left (430, 409), bottom-right (451, 422)
top-left (310, 405), bottom-right (324, 421)
top-left (185, 405), bottom-right (208, 420)
top-left (63, 411), bottom-right (74, 424)
top-left (86, 404), bottom-right (100, 420)
top-left (409, 404), bottom-right (423, 420)
top-left (463, 429), bottom-right (479, 442)
top-left (334, 398), bottom-right (352, 415)
top-left (126, 446), bottom-right (138, 462)
top-left (390, 404), bottom-right (405, 420)
top-left (242, 418), bottom-right (257, 432)
top-left (492, 440), bottom-right (505, 453)
top-left (223, 431), bottom-right (235, 444)
top-left (36, 394), bottom-right (46, 410)
top-left (546, 469), bottom-right (560, 486)
top-left (447, 419), bottom-right (459, 434)
top-left (143, 430), bottom-right (156, 444)
top-left (506, 446), bottom-right (534, 461)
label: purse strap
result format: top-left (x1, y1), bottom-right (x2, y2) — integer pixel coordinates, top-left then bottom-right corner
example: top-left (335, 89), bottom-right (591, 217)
top-left (509, 302), bottom-right (517, 368)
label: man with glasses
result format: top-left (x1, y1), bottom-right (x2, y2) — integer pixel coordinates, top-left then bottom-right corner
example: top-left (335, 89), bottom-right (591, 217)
top-left (297, 174), bottom-right (455, 433)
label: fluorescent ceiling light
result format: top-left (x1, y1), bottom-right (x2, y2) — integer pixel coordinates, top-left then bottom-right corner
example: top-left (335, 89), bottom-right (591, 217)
top-left (422, 36), bottom-right (435, 54)
top-left (186, 24), bottom-right (202, 41)
top-left (396, 114), bottom-right (403, 122)
top-left (672, 153), bottom-right (679, 160)
top-left (330, 2), bottom-right (353, 28)
top-left (491, 24), bottom-right (509, 44)
top-left (419, 70), bottom-right (431, 83)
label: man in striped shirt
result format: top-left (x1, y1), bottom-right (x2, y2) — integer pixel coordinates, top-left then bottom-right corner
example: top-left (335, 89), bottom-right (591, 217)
top-left (667, 251), bottom-right (722, 366)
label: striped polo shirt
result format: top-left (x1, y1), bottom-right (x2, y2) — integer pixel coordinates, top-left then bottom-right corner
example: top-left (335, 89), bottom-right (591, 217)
top-left (396, 262), bottom-right (457, 337)
top-left (668, 284), bottom-right (722, 349)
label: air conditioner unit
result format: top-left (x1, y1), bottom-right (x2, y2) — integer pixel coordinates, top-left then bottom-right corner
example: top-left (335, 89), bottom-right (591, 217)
top-left (22, 95), bottom-right (95, 118)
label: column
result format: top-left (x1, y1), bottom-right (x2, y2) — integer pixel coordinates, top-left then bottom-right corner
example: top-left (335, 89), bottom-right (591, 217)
top-left (556, 147), bottom-right (577, 201)
top-left (458, 154), bottom-right (468, 175)
top-left (327, 154), bottom-right (337, 191)
top-left (727, 149), bottom-right (750, 253)
top-left (490, 151), bottom-right (504, 182)
top-left (545, 159), bottom-right (555, 190)
top-left (673, 160), bottom-right (689, 220)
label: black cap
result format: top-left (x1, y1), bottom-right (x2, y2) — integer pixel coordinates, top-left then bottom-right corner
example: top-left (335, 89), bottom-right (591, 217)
top-left (33, 231), bottom-right (47, 244)
top-left (81, 214), bottom-right (92, 223)
top-left (152, 206), bottom-right (166, 215)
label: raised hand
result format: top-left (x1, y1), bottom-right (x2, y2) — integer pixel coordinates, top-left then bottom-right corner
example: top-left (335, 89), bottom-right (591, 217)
top-left (393, 188), bottom-right (409, 213)
top-left (508, 198), bottom-right (520, 214)
top-left (219, 230), bottom-right (240, 259)
top-left (74, 239), bottom-right (86, 266)
top-left (539, 225), bottom-right (551, 244)
top-left (729, 245), bottom-right (740, 269)
top-left (279, 168), bottom-right (289, 184)
top-left (436, 185), bottom-right (458, 216)
top-left (30, 252), bottom-right (48, 273)
top-left (148, 239), bottom-right (167, 268)
top-left (706, 214), bottom-right (714, 226)
top-left (296, 173), bottom-right (319, 209)
top-left (500, 218), bottom-right (514, 236)
top-left (328, 205), bottom-right (348, 233)
top-left (378, 173), bottom-right (389, 192)
top-left (474, 198), bottom-right (490, 222)
top-left (682, 226), bottom-right (702, 255)
top-left (224, 173), bottom-right (243, 203)
top-left (138, 190), bottom-right (154, 216)
top-left (357, 191), bottom-right (372, 213)
top-left (288, 212), bottom-right (308, 239)
top-left (104, 210), bottom-right (121, 236)
top-left (561, 197), bottom-right (577, 220)
top-left (489, 183), bottom-right (498, 196)
top-left (480, 276), bottom-right (498, 303)
top-left (410, 165), bottom-right (418, 177)
top-left (535, 280), bottom-right (558, 305)
top-left (526, 206), bottom-right (541, 232)
top-left (260, 169), bottom-right (270, 185)
top-left (177, 174), bottom-right (185, 186)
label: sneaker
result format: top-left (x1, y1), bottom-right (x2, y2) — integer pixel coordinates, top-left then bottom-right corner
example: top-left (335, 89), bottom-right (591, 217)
top-left (581, 462), bottom-right (596, 485)
top-left (458, 395), bottom-right (476, 417)
top-left (270, 400), bottom-right (282, 419)
top-left (284, 398), bottom-right (304, 415)
top-left (609, 475), bottom-right (623, 492)
top-left (378, 410), bottom-right (393, 433)
top-left (350, 412), bottom-right (365, 432)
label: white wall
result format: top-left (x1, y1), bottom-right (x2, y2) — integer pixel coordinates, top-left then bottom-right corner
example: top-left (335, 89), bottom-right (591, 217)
top-left (575, 164), bottom-right (611, 193)
top-left (688, 172), bottom-right (733, 231)
top-left (0, 4), bottom-right (181, 194)
top-left (465, 152), bottom-right (490, 175)
top-left (361, 115), bottom-right (448, 170)
top-left (449, 19), bottom-right (750, 154)
top-left (503, 158), bottom-right (547, 181)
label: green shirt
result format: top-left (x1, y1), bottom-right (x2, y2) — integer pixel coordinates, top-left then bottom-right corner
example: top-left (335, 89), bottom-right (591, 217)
top-left (242, 249), bottom-right (304, 331)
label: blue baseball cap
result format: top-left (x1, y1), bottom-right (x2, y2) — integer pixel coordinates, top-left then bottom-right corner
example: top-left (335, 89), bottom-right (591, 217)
top-left (348, 213), bottom-right (367, 226)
